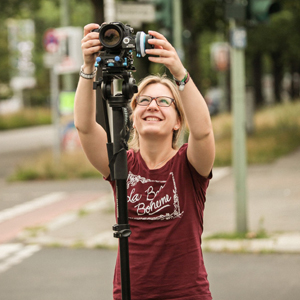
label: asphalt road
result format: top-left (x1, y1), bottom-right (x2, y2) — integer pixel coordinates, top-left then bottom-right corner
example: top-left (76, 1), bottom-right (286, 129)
top-left (1, 248), bottom-right (300, 300)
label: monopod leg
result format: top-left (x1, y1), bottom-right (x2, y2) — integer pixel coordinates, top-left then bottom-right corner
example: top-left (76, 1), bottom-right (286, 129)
top-left (112, 107), bottom-right (131, 300)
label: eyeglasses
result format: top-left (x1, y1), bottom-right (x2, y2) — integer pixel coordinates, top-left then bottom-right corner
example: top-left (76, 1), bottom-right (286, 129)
top-left (136, 95), bottom-right (175, 107)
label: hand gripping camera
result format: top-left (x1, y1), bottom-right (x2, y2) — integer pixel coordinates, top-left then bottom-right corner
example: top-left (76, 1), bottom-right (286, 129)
top-left (93, 22), bottom-right (154, 72)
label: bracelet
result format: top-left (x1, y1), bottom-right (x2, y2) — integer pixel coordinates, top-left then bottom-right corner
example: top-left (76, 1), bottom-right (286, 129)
top-left (173, 69), bottom-right (190, 91)
top-left (79, 65), bottom-right (97, 79)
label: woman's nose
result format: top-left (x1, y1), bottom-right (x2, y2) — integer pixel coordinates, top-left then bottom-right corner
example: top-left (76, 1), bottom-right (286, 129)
top-left (147, 99), bottom-right (159, 110)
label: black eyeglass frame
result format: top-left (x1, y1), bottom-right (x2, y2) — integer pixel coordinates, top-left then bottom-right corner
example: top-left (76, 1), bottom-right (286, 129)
top-left (135, 95), bottom-right (176, 108)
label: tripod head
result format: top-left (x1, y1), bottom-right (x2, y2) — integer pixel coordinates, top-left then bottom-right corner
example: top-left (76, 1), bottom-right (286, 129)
top-left (93, 69), bottom-right (138, 107)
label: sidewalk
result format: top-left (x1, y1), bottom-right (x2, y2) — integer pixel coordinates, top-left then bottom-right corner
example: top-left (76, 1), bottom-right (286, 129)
top-left (8, 146), bottom-right (300, 253)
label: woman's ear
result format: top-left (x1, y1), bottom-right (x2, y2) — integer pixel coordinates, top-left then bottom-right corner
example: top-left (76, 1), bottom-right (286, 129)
top-left (174, 116), bottom-right (181, 131)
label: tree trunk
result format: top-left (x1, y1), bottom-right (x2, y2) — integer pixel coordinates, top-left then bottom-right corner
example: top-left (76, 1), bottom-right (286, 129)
top-left (252, 53), bottom-right (264, 108)
top-left (91, 0), bottom-right (104, 24)
top-left (186, 36), bottom-right (202, 91)
top-left (270, 51), bottom-right (283, 103)
top-left (290, 60), bottom-right (300, 101)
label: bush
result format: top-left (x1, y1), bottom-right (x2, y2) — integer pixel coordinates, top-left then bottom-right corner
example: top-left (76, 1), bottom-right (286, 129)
top-left (0, 108), bottom-right (51, 130)
top-left (213, 100), bottom-right (300, 166)
top-left (9, 150), bottom-right (102, 181)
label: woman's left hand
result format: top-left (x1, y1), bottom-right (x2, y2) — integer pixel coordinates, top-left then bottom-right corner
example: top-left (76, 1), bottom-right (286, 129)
top-left (146, 31), bottom-right (186, 81)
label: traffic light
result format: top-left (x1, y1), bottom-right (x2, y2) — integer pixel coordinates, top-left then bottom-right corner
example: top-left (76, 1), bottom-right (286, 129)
top-left (247, 0), bottom-right (281, 22)
top-left (154, 0), bottom-right (172, 29)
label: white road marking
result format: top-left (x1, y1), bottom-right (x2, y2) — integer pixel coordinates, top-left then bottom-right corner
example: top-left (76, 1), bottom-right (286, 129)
top-left (0, 243), bottom-right (23, 260)
top-left (0, 192), bottom-right (66, 224)
top-left (46, 193), bottom-right (113, 231)
top-left (0, 243), bottom-right (41, 274)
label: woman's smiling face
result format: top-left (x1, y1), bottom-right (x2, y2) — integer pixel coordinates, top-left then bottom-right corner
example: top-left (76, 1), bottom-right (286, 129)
top-left (132, 83), bottom-right (181, 142)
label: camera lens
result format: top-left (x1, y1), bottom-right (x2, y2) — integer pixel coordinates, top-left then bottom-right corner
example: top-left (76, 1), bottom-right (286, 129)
top-left (103, 29), bottom-right (120, 47)
top-left (100, 24), bottom-right (123, 49)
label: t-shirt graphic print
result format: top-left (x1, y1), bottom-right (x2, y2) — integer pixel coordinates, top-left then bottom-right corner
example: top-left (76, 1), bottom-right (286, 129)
top-left (127, 171), bottom-right (184, 221)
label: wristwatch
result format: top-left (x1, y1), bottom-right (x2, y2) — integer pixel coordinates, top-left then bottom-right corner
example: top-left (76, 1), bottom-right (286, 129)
top-left (79, 65), bottom-right (97, 79)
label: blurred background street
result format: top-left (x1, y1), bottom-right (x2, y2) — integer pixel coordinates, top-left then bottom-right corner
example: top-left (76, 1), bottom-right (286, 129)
top-left (1, 0), bottom-right (300, 299)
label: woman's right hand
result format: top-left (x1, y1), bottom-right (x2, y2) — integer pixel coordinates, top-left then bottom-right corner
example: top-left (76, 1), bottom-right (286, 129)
top-left (81, 23), bottom-right (102, 71)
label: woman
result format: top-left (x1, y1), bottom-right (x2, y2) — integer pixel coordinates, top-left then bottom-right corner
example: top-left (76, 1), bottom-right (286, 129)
top-left (75, 23), bottom-right (215, 300)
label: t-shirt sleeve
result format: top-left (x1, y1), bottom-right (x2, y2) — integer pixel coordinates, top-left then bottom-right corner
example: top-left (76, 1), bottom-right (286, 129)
top-left (180, 143), bottom-right (213, 191)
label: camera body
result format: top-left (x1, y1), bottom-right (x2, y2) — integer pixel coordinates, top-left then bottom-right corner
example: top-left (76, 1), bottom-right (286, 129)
top-left (93, 22), bottom-right (154, 72)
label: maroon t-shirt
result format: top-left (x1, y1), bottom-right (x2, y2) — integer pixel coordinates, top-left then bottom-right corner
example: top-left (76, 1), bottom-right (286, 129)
top-left (107, 144), bottom-right (212, 300)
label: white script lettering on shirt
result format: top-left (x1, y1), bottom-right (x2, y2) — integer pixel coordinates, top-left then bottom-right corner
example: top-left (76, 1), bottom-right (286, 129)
top-left (127, 185), bottom-right (172, 216)
top-left (134, 194), bottom-right (172, 216)
top-left (127, 188), bottom-right (142, 203)
top-left (145, 185), bottom-right (164, 201)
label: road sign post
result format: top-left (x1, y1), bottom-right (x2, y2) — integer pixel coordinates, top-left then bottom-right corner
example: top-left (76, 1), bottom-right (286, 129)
top-left (116, 2), bottom-right (156, 27)
top-left (230, 18), bottom-right (248, 234)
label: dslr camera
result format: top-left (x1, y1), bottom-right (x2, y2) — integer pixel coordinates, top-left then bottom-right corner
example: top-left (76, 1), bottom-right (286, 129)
top-left (93, 22), bottom-right (154, 72)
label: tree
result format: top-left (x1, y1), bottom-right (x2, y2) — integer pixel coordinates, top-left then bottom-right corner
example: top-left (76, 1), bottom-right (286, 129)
top-left (90, 0), bottom-right (104, 25)
top-left (246, 0), bottom-right (300, 105)
top-left (182, 0), bottom-right (226, 91)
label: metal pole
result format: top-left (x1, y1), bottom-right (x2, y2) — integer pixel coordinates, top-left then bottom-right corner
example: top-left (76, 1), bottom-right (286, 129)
top-left (173, 0), bottom-right (184, 61)
top-left (60, 0), bottom-right (69, 26)
top-left (60, 0), bottom-right (74, 91)
top-left (104, 0), bottom-right (116, 22)
top-left (229, 18), bottom-right (248, 233)
top-left (50, 67), bottom-right (61, 162)
top-left (172, 0), bottom-right (186, 144)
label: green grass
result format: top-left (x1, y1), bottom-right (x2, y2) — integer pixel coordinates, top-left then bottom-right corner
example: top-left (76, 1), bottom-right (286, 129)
top-left (0, 108), bottom-right (51, 130)
top-left (204, 230), bottom-right (269, 240)
top-left (8, 150), bottom-right (102, 181)
top-left (212, 100), bottom-right (300, 166)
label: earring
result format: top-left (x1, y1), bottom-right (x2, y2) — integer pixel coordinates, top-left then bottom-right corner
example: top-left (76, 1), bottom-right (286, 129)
top-left (174, 126), bottom-right (179, 131)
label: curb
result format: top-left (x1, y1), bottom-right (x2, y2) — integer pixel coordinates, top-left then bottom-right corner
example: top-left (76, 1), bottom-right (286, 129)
top-left (19, 213), bottom-right (300, 254)
top-left (202, 232), bottom-right (300, 253)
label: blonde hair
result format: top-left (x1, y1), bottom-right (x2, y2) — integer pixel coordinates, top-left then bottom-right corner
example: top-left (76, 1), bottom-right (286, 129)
top-left (129, 74), bottom-right (186, 151)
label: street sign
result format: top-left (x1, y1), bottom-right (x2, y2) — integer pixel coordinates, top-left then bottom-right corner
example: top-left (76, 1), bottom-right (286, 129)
top-left (7, 19), bottom-right (35, 79)
top-left (43, 27), bottom-right (83, 73)
top-left (230, 27), bottom-right (247, 49)
top-left (116, 2), bottom-right (156, 27)
top-left (53, 27), bottom-right (83, 74)
top-left (43, 29), bottom-right (59, 53)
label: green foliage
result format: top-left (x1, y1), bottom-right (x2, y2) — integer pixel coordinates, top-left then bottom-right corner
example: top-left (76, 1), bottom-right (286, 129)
top-left (204, 230), bottom-right (268, 240)
top-left (213, 100), bottom-right (300, 167)
top-left (0, 108), bottom-right (51, 130)
top-left (0, 0), bottom-right (41, 17)
top-left (8, 150), bottom-right (102, 181)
